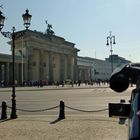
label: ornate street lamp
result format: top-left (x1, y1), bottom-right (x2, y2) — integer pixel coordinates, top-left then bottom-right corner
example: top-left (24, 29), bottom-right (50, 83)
top-left (0, 9), bottom-right (32, 119)
top-left (106, 31), bottom-right (116, 73)
top-left (22, 9), bottom-right (32, 29)
top-left (0, 11), bottom-right (5, 31)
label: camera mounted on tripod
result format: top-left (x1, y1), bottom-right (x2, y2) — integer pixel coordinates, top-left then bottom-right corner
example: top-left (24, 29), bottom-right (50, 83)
top-left (109, 63), bottom-right (140, 139)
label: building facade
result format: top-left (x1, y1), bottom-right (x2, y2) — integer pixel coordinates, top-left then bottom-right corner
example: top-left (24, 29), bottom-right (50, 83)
top-left (105, 54), bottom-right (131, 69)
top-left (0, 29), bottom-right (79, 85)
top-left (77, 56), bottom-right (93, 81)
top-left (77, 55), bottom-right (131, 82)
top-left (0, 54), bottom-right (24, 85)
top-left (77, 56), bottom-right (111, 81)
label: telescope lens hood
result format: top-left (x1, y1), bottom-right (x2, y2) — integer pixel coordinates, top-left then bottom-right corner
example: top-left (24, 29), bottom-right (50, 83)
top-left (109, 73), bottom-right (129, 92)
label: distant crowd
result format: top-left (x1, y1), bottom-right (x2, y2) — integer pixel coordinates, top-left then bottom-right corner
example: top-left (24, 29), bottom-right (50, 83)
top-left (0, 79), bottom-right (110, 88)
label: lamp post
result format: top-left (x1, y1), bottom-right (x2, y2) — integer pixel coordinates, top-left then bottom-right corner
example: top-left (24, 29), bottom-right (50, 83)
top-left (0, 9), bottom-right (32, 119)
top-left (106, 31), bottom-right (116, 73)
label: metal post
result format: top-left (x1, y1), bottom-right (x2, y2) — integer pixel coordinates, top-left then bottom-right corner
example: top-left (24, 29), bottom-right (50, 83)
top-left (106, 31), bottom-right (116, 73)
top-left (59, 101), bottom-right (65, 120)
top-left (110, 35), bottom-right (113, 73)
top-left (10, 27), bottom-right (17, 119)
top-left (1, 101), bottom-right (7, 120)
top-left (0, 9), bottom-right (32, 119)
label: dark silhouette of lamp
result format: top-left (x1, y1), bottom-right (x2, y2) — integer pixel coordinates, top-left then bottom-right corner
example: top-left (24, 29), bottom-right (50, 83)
top-left (0, 9), bottom-right (32, 119)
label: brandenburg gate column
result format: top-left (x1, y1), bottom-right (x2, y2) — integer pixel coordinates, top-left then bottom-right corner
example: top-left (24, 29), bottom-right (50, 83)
top-left (43, 50), bottom-right (49, 82)
top-left (48, 51), bottom-right (53, 84)
top-left (0, 63), bottom-right (5, 82)
top-left (24, 62), bottom-right (28, 82)
top-left (67, 54), bottom-right (77, 81)
top-left (5, 62), bottom-right (10, 83)
top-left (27, 48), bottom-right (33, 81)
top-left (67, 55), bottom-right (70, 79)
top-left (39, 49), bottom-right (44, 80)
top-left (60, 54), bottom-right (65, 81)
top-left (73, 53), bottom-right (78, 81)
top-left (67, 55), bottom-right (73, 80)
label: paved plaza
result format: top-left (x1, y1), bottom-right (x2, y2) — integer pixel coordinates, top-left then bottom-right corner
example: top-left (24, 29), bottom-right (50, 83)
top-left (0, 85), bottom-right (134, 140)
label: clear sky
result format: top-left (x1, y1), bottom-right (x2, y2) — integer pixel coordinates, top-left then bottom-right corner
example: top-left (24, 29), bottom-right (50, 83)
top-left (0, 0), bottom-right (140, 62)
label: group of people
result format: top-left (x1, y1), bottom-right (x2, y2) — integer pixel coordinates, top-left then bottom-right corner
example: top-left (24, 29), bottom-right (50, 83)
top-left (0, 80), bottom-right (11, 87)
top-left (0, 80), bottom-right (46, 88)
top-left (54, 79), bottom-right (110, 87)
top-left (0, 79), bottom-right (110, 88)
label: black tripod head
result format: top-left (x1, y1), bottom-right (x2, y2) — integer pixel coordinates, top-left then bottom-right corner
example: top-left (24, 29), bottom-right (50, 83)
top-left (109, 63), bottom-right (140, 92)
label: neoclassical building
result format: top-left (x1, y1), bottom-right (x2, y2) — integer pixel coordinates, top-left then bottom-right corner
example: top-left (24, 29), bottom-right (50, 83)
top-left (0, 29), bottom-right (79, 84)
top-left (77, 55), bottom-right (131, 82)
top-left (0, 54), bottom-right (23, 84)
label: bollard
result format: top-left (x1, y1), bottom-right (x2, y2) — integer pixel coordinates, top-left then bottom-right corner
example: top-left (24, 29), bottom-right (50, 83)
top-left (119, 99), bottom-right (126, 124)
top-left (1, 101), bottom-right (7, 120)
top-left (59, 101), bottom-right (65, 120)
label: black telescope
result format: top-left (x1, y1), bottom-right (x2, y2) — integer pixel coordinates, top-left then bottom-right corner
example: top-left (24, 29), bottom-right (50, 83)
top-left (109, 63), bottom-right (140, 92)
